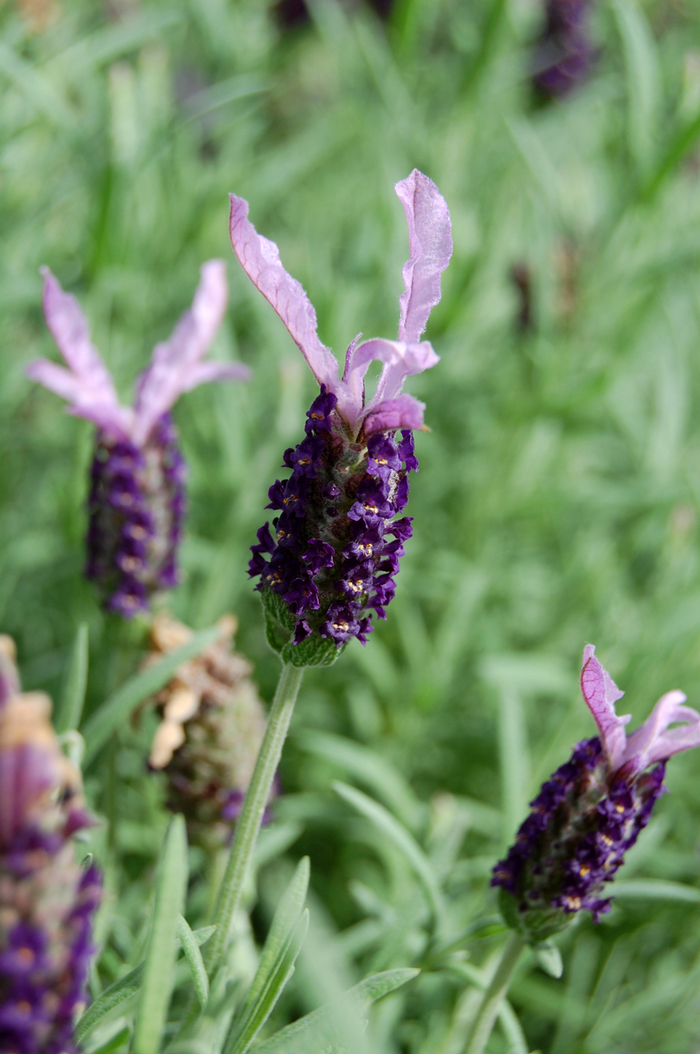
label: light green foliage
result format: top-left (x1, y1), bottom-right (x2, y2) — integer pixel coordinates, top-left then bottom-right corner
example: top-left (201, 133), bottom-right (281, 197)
top-left (3, 0), bottom-right (700, 1051)
top-left (133, 816), bottom-right (188, 1054)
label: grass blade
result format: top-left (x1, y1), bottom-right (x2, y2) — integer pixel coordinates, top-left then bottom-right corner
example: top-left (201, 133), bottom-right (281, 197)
top-left (177, 916), bottom-right (209, 1010)
top-left (76, 965), bottom-right (143, 1042)
top-left (56, 622), bottom-right (89, 734)
top-left (133, 816), bottom-right (188, 1054)
top-left (246, 857), bottom-right (310, 1010)
top-left (253, 968), bottom-right (420, 1054)
top-left (224, 910), bottom-right (310, 1054)
top-left (333, 781), bottom-right (443, 926)
top-left (298, 730), bottom-right (423, 833)
top-left (612, 879), bottom-right (700, 903)
top-left (76, 924), bottom-right (215, 1043)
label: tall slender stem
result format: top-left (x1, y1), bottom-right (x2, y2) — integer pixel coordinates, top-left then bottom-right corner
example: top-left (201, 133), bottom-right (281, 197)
top-left (206, 662), bottom-right (304, 975)
top-left (462, 932), bottom-right (525, 1054)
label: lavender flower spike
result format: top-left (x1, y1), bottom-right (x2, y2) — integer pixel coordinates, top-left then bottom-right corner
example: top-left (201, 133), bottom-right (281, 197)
top-left (27, 262), bottom-right (250, 617)
top-left (492, 645), bottom-right (700, 944)
top-left (231, 172), bottom-right (452, 665)
top-left (0, 638), bottom-right (101, 1054)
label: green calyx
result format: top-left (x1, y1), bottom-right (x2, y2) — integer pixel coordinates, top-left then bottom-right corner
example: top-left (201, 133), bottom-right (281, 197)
top-left (261, 588), bottom-right (342, 668)
top-left (497, 887), bottom-right (576, 946)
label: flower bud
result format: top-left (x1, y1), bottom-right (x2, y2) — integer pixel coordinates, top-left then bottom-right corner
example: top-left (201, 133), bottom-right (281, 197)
top-left (145, 614), bottom-right (271, 850)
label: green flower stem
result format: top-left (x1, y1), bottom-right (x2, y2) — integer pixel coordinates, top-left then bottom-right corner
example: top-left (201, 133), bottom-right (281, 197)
top-left (462, 932), bottom-right (525, 1054)
top-left (205, 661), bottom-right (304, 975)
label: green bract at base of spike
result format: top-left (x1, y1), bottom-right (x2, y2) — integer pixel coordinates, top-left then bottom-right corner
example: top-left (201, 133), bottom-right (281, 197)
top-left (262, 588), bottom-right (343, 667)
top-left (498, 887), bottom-right (575, 946)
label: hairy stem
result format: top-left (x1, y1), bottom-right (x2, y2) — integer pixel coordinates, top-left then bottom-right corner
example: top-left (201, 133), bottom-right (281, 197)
top-left (205, 662), bottom-right (304, 975)
top-left (462, 932), bottom-right (525, 1054)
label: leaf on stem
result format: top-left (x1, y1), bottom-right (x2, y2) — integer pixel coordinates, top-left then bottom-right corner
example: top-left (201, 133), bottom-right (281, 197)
top-left (132, 816), bottom-right (189, 1054)
top-left (221, 857), bottom-right (311, 1054)
top-left (55, 622), bottom-right (89, 734)
top-left (252, 968), bottom-right (420, 1054)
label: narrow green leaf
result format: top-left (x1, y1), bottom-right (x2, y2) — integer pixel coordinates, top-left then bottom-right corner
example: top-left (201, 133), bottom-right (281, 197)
top-left (298, 730), bottom-right (422, 833)
top-left (224, 910), bottom-right (309, 1054)
top-left (75, 925), bottom-right (215, 1043)
top-left (612, 879), bottom-right (700, 903)
top-left (83, 1024), bottom-right (131, 1054)
top-left (133, 816), bottom-right (188, 1054)
top-left (333, 781), bottom-right (443, 924)
top-left (177, 916), bottom-right (209, 1010)
top-left (247, 857), bottom-right (310, 1010)
top-left (76, 966), bottom-right (143, 1042)
top-left (81, 625), bottom-right (220, 765)
top-left (534, 942), bottom-right (563, 979)
top-left (55, 622), bottom-right (89, 734)
top-left (612, 0), bottom-right (661, 172)
top-left (253, 968), bottom-right (420, 1054)
top-left (191, 925), bottom-right (216, 947)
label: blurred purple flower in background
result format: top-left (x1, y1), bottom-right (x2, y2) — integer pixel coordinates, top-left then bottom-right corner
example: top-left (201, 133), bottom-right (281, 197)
top-left (0, 635), bottom-right (101, 1054)
top-left (493, 645), bottom-right (700, 943)
top-left (26, 262), bottom-right (250, 618)
top-left (230, 170), bottom-right (452, 664)
top-left (532, 0), bottom-right (595, 99)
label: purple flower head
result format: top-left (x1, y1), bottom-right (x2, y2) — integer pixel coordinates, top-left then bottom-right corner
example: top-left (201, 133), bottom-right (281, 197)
top-left (232, 173), bottom-right (452, 665)
top-left (0, 643), bottom-right (101, 1054)
top-left (26, 262), bottom-right (250, 617)
top-left (492, 644), bottom-right (700, 944)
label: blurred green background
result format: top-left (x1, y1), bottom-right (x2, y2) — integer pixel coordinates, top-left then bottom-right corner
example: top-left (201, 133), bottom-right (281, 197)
top-left (4, 0), bottom-right (700, 1049)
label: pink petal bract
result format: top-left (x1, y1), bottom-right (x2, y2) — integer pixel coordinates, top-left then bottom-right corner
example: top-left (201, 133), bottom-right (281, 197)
top-left (133, 260), bottom-right (243, 445)
top-left (362, 393), bottom-right (426, 435)
top-left (622, 690), bottom-right (700, 771)
top-left (40, 268), bottom-right (120, 402)
top-left (395, 170), bottom-right (453, 346)
top-left (579, 644), bottom-right (630, 770)
top-left (28, 270), bottom-right (133, 439)
top-left (229, 195), bottom-right (339, 391)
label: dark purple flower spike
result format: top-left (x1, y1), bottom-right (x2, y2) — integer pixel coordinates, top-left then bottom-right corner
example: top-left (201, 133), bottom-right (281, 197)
top-left (492, 645), bottom-right (700, 944)
top-left (27, 262), bottom-right (250, 618)
top-left (0, 641), bottom-right (101, 1054)
top-left (230, 171), bottom-right (452, 665)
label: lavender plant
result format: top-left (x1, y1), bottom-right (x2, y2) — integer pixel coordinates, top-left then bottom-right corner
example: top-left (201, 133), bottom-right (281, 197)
top-left (0, 636), bottom-right (101, 1054)
top-left (26, 263), bottom-right (250, 618)
top-left (200, 171), bottom-right (452, 982)
top-left (462, 646), bottom-right (700, 1054)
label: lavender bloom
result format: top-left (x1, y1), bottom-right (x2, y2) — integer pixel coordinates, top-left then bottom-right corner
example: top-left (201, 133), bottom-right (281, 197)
top-left (26, 262), bottom-right (250, 617)
top-left (492, 645), bottom-right (700, 944)
top-left (0, 642), bottom-right (101, 1054)
top-left (532, 0), bottom-right (595, 100)
top-left (230, 171), bottom-right (452, 665)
